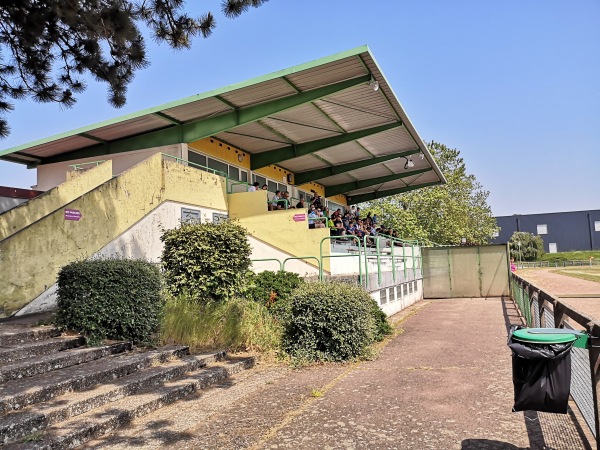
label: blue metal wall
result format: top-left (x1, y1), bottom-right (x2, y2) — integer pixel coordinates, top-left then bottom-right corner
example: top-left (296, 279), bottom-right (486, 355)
top-left (493, 210), bottom-right (600, 252)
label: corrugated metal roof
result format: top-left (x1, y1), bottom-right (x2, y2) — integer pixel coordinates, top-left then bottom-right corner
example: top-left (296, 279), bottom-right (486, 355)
top-left (0, 46), bottom-right (445, 202)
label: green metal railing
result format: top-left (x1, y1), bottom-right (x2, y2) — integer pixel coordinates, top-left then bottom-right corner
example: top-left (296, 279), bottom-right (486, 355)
top-left (283, 256), bottom-right (321, 273)
top-left (320, 235), bottom-right (363, 285)
top-left (250, 258), bottom-right (283, 272)
top-left (69, 160), bottom-right (106, 171)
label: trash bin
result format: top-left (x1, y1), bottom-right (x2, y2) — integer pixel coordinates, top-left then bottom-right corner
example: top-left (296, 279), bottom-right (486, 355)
top-left (507, 326), bottom-right (587, 414)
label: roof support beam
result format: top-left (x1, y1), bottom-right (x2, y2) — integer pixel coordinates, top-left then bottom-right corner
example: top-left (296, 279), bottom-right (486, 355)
top-left (294, 148), bottom-right (421, 185)
top-left (325, 167), bottom-right (433, 197)
top-left (347, 181), bottom-right (440, 205)
top-left (250, 121), bottom-right (402, 170)
top-left (42, 74), bottom-right (372, 165)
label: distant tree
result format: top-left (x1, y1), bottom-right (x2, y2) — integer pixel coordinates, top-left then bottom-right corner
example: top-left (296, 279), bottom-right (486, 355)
top-left (362, 141), bottom-right (497, 245)
top-left (0, 0), bottom-right (269, 137)
top-left (509, 231), bottom-right (544, 261)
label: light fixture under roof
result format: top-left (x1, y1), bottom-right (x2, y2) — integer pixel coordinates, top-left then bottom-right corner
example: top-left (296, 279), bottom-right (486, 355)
top-left (369, 80), bottom-right (379, 92)
top-left (403, 156), bottom-right (415, 169)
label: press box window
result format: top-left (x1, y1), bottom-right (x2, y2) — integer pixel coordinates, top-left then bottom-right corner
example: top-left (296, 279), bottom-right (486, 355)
top-left (537, 224), bottom-right (548, 235)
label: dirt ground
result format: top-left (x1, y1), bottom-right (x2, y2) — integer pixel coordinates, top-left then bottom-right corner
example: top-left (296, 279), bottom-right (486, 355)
top-left (517, 268), bottom-right (600, 321)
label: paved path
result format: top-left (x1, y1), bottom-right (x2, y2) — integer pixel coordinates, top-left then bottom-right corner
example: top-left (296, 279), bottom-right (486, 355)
top-left (518, 268), bottom-right (600, 320)
top-left (86, 299), bottom-right (590, 450)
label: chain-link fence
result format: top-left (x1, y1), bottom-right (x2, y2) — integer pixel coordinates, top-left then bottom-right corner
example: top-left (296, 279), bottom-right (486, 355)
top-left (510, 274), bottom-right (599, 444)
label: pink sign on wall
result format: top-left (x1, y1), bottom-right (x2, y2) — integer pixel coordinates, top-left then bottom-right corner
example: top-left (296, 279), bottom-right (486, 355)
top-left (64, 209), bottom-right (82, 221)
top-left (293, 213), bottom-right (306, 222)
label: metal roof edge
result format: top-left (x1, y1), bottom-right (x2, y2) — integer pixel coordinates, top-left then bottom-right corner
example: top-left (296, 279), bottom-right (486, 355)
top-left (0, 45), bottom-right (372, 160)
top-left (363, 51), bottom-right (447, 185)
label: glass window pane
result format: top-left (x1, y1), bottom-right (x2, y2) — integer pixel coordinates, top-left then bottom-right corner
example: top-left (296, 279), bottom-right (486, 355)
top-left (228, 166), bottom-right (240, 181)
top-left (253, 175), bottom-right (266, 186)
top-left (268, 181), bottom-right (277, 192)
top-left (241, 171), bottom-right (248, 183)
top-left (207, 158), bottom-right (228, 176)
top-left (188, 151), bottom-right (207, 168)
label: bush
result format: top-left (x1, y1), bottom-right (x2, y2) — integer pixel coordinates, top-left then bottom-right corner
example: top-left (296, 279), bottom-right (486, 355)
top-left (509, 231), bottom-right (544, 261)
top-left (160, 293), bottom-right (282, 353)
top-left (56, 259), bottom-right (163, 345)
top-left (161, 220), bottom-right (251, 303)
top-left (281, 281), bottom-right (376, 362)
top-left (370, 300), bottom-right (393, 341)
top-left (246, 270), bottom-right (303, 307)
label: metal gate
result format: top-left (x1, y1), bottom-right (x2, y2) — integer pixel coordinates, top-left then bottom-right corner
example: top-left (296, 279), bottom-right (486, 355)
top-left (422, 245), bottom-right (510, 298)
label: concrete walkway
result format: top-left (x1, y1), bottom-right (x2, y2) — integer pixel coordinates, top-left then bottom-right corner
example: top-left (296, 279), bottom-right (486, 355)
top-left (86, 298), bottom-right (591, 450)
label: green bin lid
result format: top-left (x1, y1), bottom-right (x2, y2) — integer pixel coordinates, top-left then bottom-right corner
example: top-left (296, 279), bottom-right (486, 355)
top-left (512, 328), bottom-right (578, 344)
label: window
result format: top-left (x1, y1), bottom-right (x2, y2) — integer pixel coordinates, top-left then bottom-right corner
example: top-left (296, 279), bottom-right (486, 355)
top-left (595, 221), bottom-right (600, 232)
top-left (537, 224), bottom-right (548, 235)
top-left (267, 180), bottom-right (278, 192)
top-left (549, 243), bottom-right (558, 253)
top-left (403, 284), bottom-right (408, 296)
top-left (207, 158), bottom-right (228, 176)
top-left (241, 171), bottom-right (248, 183)
top-left (413, 281), bottom-right (418, 292)
top-left (397, 285), bottom-right (402, 298)
top-left (409, 282), bottom-right (413, 294)
top-left (212, 213), bottom-right (228, 224)
top-left (388, 287), bottom-right (395, 302)
top-left (188, 151), bottom-right (207, 168)
top-left (380, 289), bottom-right (387, 305)
top-left (228, 166), bottom-right (240, 181)
top-left (253, 175), bottom-right (266, 187)
top-left (181, 208), bottom-right (201, 223)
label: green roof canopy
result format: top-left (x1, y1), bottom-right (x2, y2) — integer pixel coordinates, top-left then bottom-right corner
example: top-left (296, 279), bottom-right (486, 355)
top-left (0, 45), bottom-right (445, 202)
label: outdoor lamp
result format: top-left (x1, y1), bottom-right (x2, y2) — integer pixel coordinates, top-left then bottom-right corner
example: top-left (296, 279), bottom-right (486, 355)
top-left (369, 80), bottom-right (379, 92)
top-left (403, 156), bottom-right (415, 169)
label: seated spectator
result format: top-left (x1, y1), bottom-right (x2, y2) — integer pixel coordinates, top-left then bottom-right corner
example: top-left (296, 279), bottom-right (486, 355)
top-left (262, 184), bottom-right (268, 190)
top-left (279, 191), bottom-right (294, 209)
top-left (269, 190), bottom-right (281, 211)
top-left (248, 181), bottom-right (260, 192)
top-left (308, 209), bottom-right (318, 229)
top-left (314, 208), bottom-right (326, 228)
top-left (331, 221), bottom-right (346, 237)
top-left (296, 198), bottom-right (306, 209)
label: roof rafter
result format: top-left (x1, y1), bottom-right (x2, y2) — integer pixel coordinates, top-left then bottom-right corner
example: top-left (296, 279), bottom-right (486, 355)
top-left (348, 181), bottom-right (440, 204)
top-left (294, 148), bottom-right (421, 185)
top-left (42, 74), bottom-right (372, 165)
top-left (250, 121), bottom-right (402, 170)
top-left (325, 167), bottom-right (433, 197)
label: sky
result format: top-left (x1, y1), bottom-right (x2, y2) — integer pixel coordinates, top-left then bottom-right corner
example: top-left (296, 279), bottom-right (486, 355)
top-left (0, 0), bottom-right (598, 217)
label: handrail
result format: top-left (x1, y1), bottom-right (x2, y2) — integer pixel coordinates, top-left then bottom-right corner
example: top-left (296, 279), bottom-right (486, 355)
top-left (69, 160), bottom-right (106, 171)
top-left (320, 235), bottom-right (363, 286)
top-left (250, 258), bottom-right (283, 272)
top-left (283, 256), bottom-right (321, 273)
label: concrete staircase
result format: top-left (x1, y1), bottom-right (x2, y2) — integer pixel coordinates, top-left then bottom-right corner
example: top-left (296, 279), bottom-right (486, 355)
top-left (0, 324), bottom-right (254, 449)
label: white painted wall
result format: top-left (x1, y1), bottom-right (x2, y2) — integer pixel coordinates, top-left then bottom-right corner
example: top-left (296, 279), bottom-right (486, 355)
top-left (35, 144), bottom-right (184, 191)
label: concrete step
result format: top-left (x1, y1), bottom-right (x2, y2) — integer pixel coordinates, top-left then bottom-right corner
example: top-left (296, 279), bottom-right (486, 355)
top-left (0, 352), bottom-right (225, 444)
top-left (0, 346), bottom-right (189, 415)
top-left (0, 326), bottom-right (60, 347)
top-left (0, 342), bottom-right (133, 384)
top-left (6, 357), bottom-right (254, 449)
top-left (0, 336), bottom-right (86, 364)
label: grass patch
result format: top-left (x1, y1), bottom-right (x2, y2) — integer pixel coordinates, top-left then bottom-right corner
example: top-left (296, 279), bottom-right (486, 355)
top-left (550, 267), bottom-right (600, 284)
top-left (540, 251), bottom-right (600, 263)
top-left (160, 293), bottom-right (282, 354)
top-left (310, 389), bottom-right (324, 398)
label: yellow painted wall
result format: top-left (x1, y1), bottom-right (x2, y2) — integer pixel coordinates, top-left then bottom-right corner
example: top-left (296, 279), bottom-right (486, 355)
top-left (188, 137), bottom-right (250, 170)
top-left (297, 182), bottom-right (325, 197)
top-left (229, 194), bottom-right (330, 272)
top-left (0, 161), bottom-right (113, 241)
top-left (254, 165), bottom-right (294, 185)
top-left (327, 194), bottom-right (348, 207)
top-left (227, 190), bottom-right (269, 218)
top-left (0, 153), bottom-right (229, 317)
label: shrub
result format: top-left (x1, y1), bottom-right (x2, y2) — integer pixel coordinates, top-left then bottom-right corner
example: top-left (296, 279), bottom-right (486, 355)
top-left (370, 300), bottom-right (393, 341)
top-left (246, 270), bottom-right (303, 307)
top-left (281, 281), bottom-right (376, 362)
top-left (509, 231), bottom-right (544, 261)
top-left (56, 259), bottom-right (163, 345)
top-left (160, 293), bottom-right (282, 353)
top-left (161, 220), bottom-right (251, 303)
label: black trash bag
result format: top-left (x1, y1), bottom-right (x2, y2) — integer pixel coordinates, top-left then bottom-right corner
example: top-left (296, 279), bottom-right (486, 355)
top-left (507, 325), bottom-right (574, 414)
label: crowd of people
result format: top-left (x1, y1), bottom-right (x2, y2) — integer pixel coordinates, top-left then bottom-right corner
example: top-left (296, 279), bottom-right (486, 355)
top-left (254, 185), bottom-right (401, 245)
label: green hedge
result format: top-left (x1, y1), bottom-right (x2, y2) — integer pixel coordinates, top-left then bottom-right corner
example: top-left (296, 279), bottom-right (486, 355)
top-left (282, 281), bottom-right (376, 362)
top-left (161, 220), bottom-right (251, 303)
top-left (55, 259), bottom-right (163, 345)
top-left (245, 270), bottom-right (303, 306)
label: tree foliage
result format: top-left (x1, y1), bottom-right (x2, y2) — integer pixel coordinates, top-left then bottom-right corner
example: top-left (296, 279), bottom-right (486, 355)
top-left (509, 231), bottom-right (545, 261)
top-left (0, 0), bottom-right (268, 137)
top-left (361, 141), bottom-right (497, 245)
